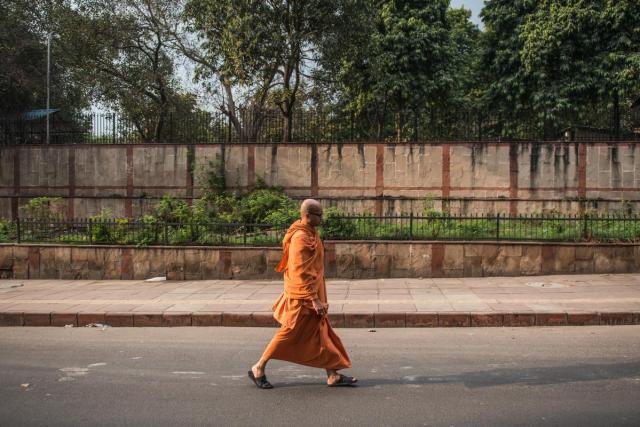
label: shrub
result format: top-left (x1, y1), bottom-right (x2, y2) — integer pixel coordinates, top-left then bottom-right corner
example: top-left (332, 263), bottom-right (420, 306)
top-left (155, 195), bottom-right (191, 223)
top-left (320, 207), bottom-right (356, 239)
top-left (238, 189), bottom-right (298, 224)
top-left (19, 197), bottom-right (65, 220)
top-left (0, 219), bottom-right (11, 242)
top-left (88, 209), bottom-right (116, 244)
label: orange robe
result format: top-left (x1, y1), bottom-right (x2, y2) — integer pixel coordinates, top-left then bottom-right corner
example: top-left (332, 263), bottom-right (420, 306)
top-left (260, 220), bottom-right (351, 370)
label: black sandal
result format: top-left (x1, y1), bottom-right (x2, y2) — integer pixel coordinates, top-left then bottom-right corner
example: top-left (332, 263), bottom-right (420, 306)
top-left (248, 370), bottom-right (274, 389)
top-left (328, 374), bottom-right (358, 387)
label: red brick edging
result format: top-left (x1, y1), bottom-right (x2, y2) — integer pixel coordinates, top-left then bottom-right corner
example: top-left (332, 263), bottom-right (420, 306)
top-left (1, 311), bottom-right (639, 328)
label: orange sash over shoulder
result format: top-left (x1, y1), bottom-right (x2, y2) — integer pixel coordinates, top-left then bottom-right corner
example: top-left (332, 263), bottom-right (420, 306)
top-left (274, 220), bottom-right (324, 301)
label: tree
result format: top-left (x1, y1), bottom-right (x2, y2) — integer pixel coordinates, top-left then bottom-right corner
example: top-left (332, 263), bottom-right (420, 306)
top-left (54, 0), bottom-right (184, 142)
top-left (0, 0), bottom-right (88, 115)
top-left (446, 7), bottom-right (482, 111)
top-left (520, 0), bottom-right (640, 138)
top-left (480, 0), bottom-right (541, 138)
top-left (181, 0), bottom-right (362, 142)
top-left (328, 0), bottom-right (453, 142)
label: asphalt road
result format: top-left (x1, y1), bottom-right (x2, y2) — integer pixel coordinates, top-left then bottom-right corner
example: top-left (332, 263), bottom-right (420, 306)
top-left (1, 326), bottom-right (639, 427)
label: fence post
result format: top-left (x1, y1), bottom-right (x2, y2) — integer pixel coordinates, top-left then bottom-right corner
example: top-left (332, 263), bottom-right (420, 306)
top-left (409, 212), bottom-right (413, 239)
top-left (112, 114), bottom-right (116, 144)
top-left (496, 213), bottom-right (500, 240)
top-left (88, 218), bottom-right (92, 244)
top-left (16, 217), bottom-right (21, 243)
top-left (243, 226), bottom-right (247, 246)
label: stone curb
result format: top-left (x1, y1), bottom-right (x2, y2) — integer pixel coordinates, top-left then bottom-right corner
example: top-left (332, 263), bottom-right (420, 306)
top-left (1, 311), bottom-right (639, 327)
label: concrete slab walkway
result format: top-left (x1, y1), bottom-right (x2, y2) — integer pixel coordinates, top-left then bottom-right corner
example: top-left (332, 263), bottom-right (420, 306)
top-left (1, 274), bottom-right (639, 327)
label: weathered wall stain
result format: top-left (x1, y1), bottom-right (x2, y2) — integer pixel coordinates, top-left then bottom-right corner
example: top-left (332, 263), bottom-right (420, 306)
top-left (1, 142), bottom-right (638, 218)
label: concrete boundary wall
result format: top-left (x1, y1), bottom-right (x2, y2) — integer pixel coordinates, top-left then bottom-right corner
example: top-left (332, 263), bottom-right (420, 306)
top-left (1, 241), bottom-right (638, 280)
top-left (0, 141), bottom-right (638, 218)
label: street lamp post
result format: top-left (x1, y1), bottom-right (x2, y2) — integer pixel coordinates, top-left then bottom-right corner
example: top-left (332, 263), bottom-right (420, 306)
top-left (46, 32), bottom-right (51, 145)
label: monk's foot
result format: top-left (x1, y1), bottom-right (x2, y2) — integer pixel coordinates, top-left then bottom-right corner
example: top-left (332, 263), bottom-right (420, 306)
top-left (251, 364), bottom-right (265, 379)
top-left (327, 373), bottom-right (358, 387)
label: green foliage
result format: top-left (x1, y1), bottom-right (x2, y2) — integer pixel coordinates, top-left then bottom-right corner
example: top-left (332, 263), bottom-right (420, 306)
top-left (52, 0), bottom-right (190, 142)
top-left (184, 0), bottom-right (358, 141)
top-left (320, 207), bottom-right (356, 239)
top-left (198, 154), bottom-right (226, 196)
top-left (88, 209), bottom-right (115, 243)
top-left (481, 0), bottom-right (640, 137)
top-left (0, 1), bottom-right (89, 114)
top-left (154, 195), bottom-right (191, 223)
top-left (422, 193), bottom-right (446, 217)
top-left (238, 189), bottom-right (298, 224)
top-left (0, 219), bottom-right (12, 242)
top-left (19, 197), bottom-right (65, 220)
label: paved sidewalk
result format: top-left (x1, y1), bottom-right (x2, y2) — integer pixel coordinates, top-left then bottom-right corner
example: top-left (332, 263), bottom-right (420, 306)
top-left (1, 274), bottom-right (639, 327)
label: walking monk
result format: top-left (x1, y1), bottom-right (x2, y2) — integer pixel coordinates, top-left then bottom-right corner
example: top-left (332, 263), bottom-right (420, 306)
top-left (248, 199), bottom-right (357, 389)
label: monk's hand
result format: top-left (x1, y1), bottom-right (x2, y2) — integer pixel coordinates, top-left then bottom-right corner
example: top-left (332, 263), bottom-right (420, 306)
top-left (312, 298), bottom-right (326, 316)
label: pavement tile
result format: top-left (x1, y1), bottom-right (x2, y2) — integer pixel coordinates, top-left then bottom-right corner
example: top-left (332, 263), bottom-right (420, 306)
top-left (200, 303), bottom-right (241, 312)
top-left (2, 274), bottom-right (640, 327)
top-left (100, 304), bottom-right (139, 312)
top-left (380, 304), bottom-right (416, 312)
top-left (415, 304), bottom-right (454, 312)
top-left (343, 304), bottom-right (378, 313)
top-left (132, 304), bottom-right (173, 312)
top-left (375, 294), bottom-right (408, 301)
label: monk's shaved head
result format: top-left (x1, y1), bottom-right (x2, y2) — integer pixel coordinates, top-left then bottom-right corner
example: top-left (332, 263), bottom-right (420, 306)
top-left (300, 199), bottom-right (323, 216)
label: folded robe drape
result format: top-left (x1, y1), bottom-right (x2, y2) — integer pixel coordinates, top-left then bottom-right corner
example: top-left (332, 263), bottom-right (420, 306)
top-left (260, 220), bottom-right (351, 370)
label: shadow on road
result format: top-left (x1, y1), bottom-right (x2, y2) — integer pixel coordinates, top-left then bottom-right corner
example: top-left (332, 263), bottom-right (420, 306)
top-left (360, 361), bottom-right (640, 389)
top-left (265, 361), bottom-right (640, 389)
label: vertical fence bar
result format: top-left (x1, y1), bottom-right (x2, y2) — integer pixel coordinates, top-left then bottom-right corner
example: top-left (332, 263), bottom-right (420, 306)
top-left (409, 212), bottom-right (413, 240)
top-left (164, 222), bottom-right (168, 245)
top-left (496, 213), bottom-right (500, 240)
top-left (16, 217), bottom-right (20, 243)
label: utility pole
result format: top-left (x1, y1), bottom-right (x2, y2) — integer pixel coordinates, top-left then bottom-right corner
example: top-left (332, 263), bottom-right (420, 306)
top-left (46, 32), bottom-right (51, 145)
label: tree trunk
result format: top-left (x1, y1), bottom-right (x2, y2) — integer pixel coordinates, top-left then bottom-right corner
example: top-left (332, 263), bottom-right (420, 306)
top-left (282, 108), bottom-right (293, 143)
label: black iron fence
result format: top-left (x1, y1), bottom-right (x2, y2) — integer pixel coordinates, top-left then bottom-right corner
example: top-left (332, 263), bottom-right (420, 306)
top-left (322, 213), bottom-right (640, 242)
top-left (1, 214), bottom-right (639, 245)
top-left (2, 106), bottom-right (638, 145)
top-left (0, 218), bottom-right (288, 246)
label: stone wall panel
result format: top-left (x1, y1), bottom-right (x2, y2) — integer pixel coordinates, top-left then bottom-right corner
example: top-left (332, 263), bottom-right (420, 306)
top-left (0, 149), bottom-right (14, 196)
